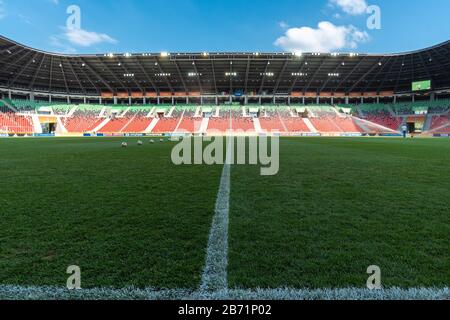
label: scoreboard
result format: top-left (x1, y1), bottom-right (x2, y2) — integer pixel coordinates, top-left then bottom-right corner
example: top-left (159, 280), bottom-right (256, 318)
top-left (412, 80), bottom-right (431, 91)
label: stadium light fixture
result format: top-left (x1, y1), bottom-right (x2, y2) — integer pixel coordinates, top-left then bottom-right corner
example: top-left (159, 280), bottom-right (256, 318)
top-left (202, 52), bottom-right (209, 57)
top-left (124, 53), bottom-right (132, 58)
top-left (293, 51), bottom-right (302, 57)
top-left (160, 52), bottom-right (170, 57)
top-left (225, 72), bottom-right (237, 77)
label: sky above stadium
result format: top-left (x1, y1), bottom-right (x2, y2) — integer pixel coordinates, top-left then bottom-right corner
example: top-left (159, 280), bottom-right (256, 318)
top-left (0, 0), bottom-right (449, 55)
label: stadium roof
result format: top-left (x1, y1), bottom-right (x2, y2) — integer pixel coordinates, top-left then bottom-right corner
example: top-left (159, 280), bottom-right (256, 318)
top-left (1, 35), bottom-right (450, 97)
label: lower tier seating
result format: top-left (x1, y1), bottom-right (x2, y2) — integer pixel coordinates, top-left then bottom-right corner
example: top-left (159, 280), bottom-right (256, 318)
top-left (282, 118), bottom-right (311, 132)
top-left (63, 110), bottom-right (104, 132)
top-left (365, 112), bottom-right (401, 130)
top-left (0, 112), bottom-right (33, 133)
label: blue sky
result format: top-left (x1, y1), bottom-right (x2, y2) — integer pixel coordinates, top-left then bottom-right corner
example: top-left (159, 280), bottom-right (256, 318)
top-left (0, 0), bottom-right (449, 54)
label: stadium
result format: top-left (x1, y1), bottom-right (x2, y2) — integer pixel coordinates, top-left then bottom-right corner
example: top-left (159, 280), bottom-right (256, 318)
top-left (0, 1), bottom-right (449, 303)
top-left (1, 36), bottom-right (450, 137)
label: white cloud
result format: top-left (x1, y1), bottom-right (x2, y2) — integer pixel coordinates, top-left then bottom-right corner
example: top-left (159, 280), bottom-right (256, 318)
top-left (49, 35), bottom-right (77, 54)
top-left (278, 21), bottom-right (289, 29)
top-left (329, 0), bottom-right (368, 15)
top-left (64, 27), bottom-right (117, 47)
top-left (274, 21), bottom-right (369, 53)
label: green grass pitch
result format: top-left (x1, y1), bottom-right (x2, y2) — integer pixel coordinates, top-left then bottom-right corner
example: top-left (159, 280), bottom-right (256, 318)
top-left (0, 137), bottom-right (449, 291)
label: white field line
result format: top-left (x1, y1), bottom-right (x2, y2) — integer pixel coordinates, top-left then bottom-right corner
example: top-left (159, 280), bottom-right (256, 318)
top-left (0, 285), bottom-right (447, 300)
top-left (199, 138), bottom-right (232, 292)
